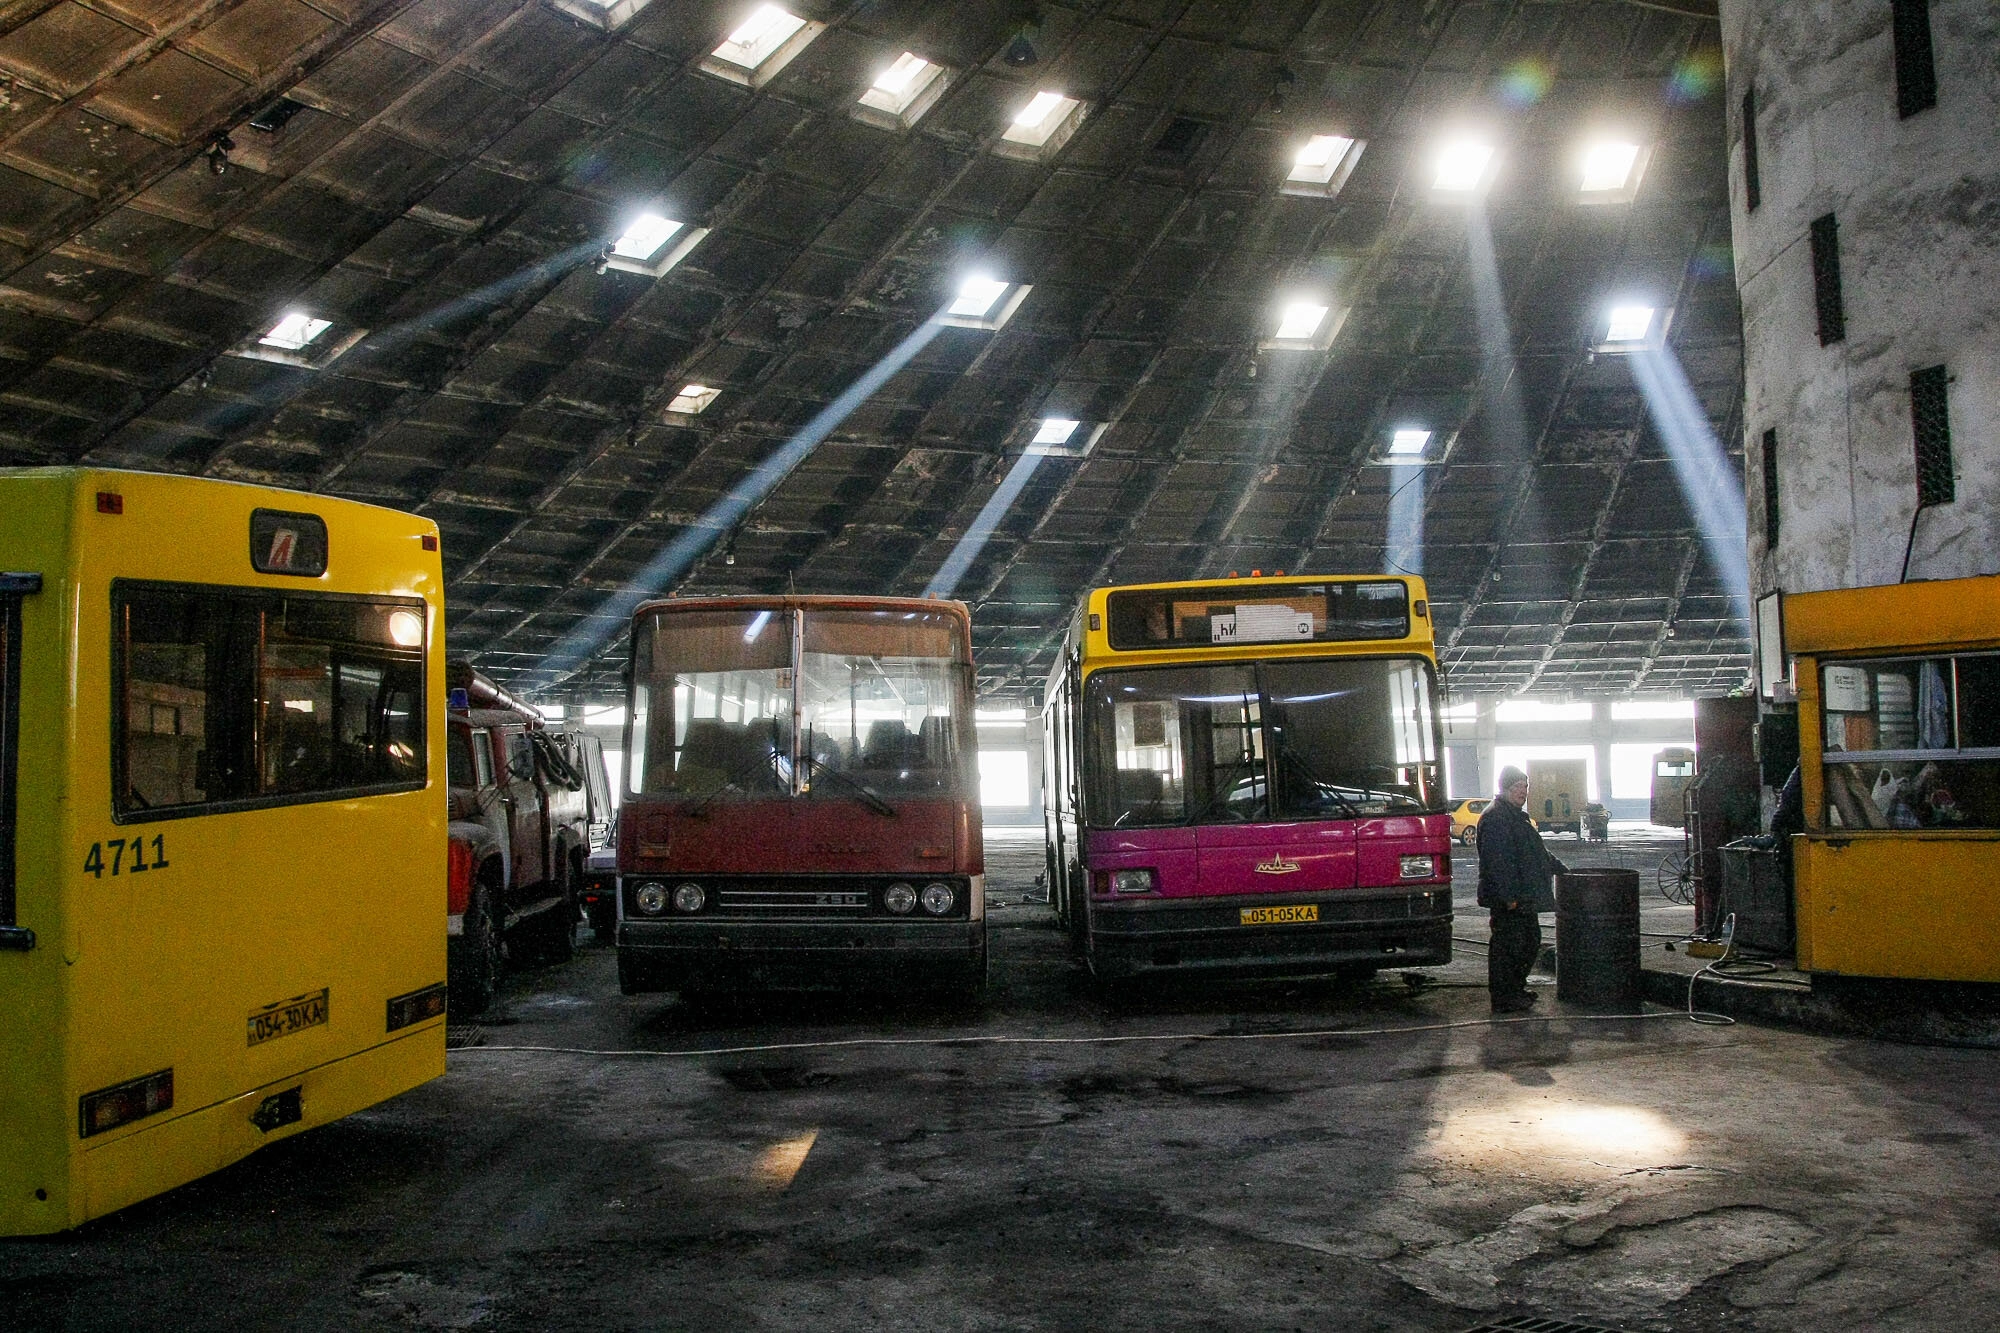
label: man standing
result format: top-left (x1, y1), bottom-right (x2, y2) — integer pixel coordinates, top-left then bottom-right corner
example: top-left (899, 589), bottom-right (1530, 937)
top-left (1477, 766), bottom-right (1562, 1013)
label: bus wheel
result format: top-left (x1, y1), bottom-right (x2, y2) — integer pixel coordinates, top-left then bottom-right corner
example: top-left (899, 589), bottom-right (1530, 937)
top-left (1066, 862), bottom-right (1089, 953)
top-left (451, 888), bottom-right (500, 1015)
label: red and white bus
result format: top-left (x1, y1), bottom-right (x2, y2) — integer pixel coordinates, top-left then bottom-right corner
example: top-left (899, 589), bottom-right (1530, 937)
top-left (614, 596), bottom-right (985, 998)
top-left (1042, 574), bottom-right (1452, 984)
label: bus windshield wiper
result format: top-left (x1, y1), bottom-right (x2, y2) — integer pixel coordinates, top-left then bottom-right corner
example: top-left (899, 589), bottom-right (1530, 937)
top-left (805, 754), bottom-right (896, 817)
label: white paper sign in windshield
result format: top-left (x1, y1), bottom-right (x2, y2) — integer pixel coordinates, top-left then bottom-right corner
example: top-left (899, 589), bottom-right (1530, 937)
top-left (1211, 603), bottom-right (1314, 643)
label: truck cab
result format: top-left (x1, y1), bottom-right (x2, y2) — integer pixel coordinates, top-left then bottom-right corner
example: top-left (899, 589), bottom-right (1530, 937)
top-left (445, 666), bottom-right (590, 1011)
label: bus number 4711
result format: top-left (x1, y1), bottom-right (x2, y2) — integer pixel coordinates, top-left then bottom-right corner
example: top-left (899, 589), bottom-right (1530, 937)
top-left (83, 836), bottom-right (170, 878)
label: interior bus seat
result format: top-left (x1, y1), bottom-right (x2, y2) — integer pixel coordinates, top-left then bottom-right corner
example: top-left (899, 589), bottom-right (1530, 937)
top-left (918, 715), bottom-right (952, 767)
top-left (1118, 767), bottom-right (1170, 821)
top-left (674, 719), bottom-right (735, 790)
top-left (861, 719), bottom-right (924, 769)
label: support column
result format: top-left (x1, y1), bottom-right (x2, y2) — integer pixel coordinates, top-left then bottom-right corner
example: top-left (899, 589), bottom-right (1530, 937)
top-left (1591, 700), bottom-right (1614, 806)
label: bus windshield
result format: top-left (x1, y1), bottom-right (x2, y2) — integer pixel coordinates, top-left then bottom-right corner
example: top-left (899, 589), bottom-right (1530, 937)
top-left (1082, 656), bottom-right (1440, 829)
top-left (628, 605), bottom-right (969, 800)
top-left (799, 609), bottom-right (964, 800)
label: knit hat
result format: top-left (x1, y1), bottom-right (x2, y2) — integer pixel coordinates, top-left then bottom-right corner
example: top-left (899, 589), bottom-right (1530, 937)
top-left (1499, 766), bottom-right (1529, 791)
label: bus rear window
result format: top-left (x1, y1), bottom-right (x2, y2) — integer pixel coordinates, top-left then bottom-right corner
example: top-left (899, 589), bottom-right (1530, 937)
top-left (1105, 581), bottom-right (1409, 650)
top-left (115, 582), bottom-right (426, 820)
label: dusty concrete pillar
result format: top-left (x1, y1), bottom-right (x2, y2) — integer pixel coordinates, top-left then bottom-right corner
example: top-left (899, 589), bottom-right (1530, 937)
top-left (1720, 0), bottom-right (1999, 608)
top-left (1591, 700), bottom-right (1614, 806)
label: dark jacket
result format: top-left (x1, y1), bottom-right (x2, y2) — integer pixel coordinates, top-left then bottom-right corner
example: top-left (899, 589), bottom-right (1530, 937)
top-left (1476, 797), bottom-right (1560, 912)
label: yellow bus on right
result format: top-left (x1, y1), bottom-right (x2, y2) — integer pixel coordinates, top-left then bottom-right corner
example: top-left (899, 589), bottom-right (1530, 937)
top-left (1787, 573), bottom-right (2000, 982)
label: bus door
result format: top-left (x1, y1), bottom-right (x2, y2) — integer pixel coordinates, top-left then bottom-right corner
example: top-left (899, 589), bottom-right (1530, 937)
top-left (0, 574), bottom-right (28, 949)
top-left (498, 729), bottom-right (547, 894)
top-left (1190, 665), bottom-right (1356, 895)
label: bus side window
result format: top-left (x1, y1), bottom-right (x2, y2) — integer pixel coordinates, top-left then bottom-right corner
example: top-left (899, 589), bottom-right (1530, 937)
top-left (116, 584), bottom-right (427, 817)
top-left (122, 595), bottom-right (218, 810)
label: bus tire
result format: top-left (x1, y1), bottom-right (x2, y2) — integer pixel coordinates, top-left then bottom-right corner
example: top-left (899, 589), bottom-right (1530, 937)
top-left (1066, 861), bottom-right (1088, 953)
top-left (451, 886), bottom-right (500, 1015)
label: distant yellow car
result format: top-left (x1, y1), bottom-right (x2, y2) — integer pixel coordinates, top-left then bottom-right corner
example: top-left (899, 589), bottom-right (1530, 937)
top-left (1449, 798), bottom-right (1491, 845)
top-left (1450, 797), bottom-right (1536, 845)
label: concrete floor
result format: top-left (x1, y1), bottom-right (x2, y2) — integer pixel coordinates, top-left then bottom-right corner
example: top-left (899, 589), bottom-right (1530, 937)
top-left (8, 828), bottom-right (2000, 1331)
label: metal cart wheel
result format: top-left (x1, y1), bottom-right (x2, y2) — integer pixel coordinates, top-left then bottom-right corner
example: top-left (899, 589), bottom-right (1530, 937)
top-left (1657, 853), bottom-right (1694, 904)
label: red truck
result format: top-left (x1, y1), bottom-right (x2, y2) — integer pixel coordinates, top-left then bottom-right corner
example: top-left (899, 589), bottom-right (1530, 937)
top-left (446, 665), bottom-right (591, 1012)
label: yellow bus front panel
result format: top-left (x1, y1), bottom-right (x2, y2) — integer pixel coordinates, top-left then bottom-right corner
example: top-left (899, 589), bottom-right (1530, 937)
top-left (0, 469), bottom-right (447, 1234)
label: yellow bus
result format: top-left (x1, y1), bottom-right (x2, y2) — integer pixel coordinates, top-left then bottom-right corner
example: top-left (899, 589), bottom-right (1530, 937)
top-left (0, 468), bottom-right (447, 1235)
top-left (1042, 574), bottom-right (1452, 983)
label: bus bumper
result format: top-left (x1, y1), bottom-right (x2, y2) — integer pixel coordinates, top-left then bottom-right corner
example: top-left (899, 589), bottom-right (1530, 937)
top-left (1087, 889), bottom-right (1452, 981)
top-left (618, 919), bottom-right (986, 993)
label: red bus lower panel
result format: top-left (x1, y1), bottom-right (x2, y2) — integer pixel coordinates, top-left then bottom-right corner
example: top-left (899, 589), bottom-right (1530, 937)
top-left (1087, 889), bottom-right (1450, 981)
top-left (619, 919), bottom-right (985, 993)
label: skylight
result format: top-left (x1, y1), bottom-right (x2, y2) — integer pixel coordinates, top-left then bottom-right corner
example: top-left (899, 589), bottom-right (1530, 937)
top-left (1580, 140), bottom-right (1642, 194)
top-left (1605, 305), bottom-right (1655, 343)
top-left (701, 5), bottom-right (822, 87)
top-left (611, 214), bottom-right (681, 261)
top-left (940, 276), bottom-right (1031, 329)
top-left (1388, 428), bottom-right (1431, 456)
top-left (997, 91), bottom-right (1085, 160)
top-left (855, 51), bottom-right (949, 129)
top-left (1024, 416), bottom-right (1102, 458)
top-left (602, 213), bottom-right (707, 277)
top-left (234, 309), bottom-right (364, 367)
top-left (1033, 418), bottom-right (1079, 446)
top-left (259, 313), bottom-right (331, 350)
top-left (1274, 302), bottom-right (1328, 342)
top-left (1289, 135), bottom-right (1355, 185)
top-left (667, 383), bottom-right (721, 415)
top-left (1433, 139), bottom-right (1494, 193)
top-left (548, 0), bottom-right (654, 33)
top-left (950, 277), bottom-right (1010, 319)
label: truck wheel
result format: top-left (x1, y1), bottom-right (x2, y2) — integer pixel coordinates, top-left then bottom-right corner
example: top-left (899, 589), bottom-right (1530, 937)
top-left (450, 888), bottom-right (500, 1016)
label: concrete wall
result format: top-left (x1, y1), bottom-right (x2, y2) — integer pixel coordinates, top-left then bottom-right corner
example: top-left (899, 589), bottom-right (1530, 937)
top-left (1721, 0), bottom-right (2000, 594)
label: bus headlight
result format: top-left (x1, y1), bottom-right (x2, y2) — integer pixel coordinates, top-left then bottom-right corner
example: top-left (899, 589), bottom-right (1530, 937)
top-left (1399, 855), bottom-right (1435, 880)
top-left (1110, 869), bottom-right (1157, 894)
top-left (672, 882), bottom-right (705, 913)
top-left (920, 882), bottom-right (955, 915)
top-left (633, 881), bottom-right (668, 915)
top-left (883, 882), bottom-right (917, 914)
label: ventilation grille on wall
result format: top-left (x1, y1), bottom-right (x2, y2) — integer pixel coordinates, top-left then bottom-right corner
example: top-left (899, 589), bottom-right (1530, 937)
top-left (1761, 427), bottom-right (1780, 544)
top-left (1809, 213), bottom-right (1844, 346)
top-left (1891, 0), bottom-right (1938, 118)
top-left (1910, 365), bottom-right (1953, 507)
top-left (1740, 88), bottom-right (1760, 211)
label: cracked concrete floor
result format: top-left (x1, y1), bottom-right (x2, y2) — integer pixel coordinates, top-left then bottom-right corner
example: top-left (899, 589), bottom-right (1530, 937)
top-left (5, 828), bottom-right (1998, 1331)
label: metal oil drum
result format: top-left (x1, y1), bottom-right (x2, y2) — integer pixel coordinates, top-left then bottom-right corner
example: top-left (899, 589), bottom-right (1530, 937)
top-left (1555, 868), bottom-right (1642, 1010)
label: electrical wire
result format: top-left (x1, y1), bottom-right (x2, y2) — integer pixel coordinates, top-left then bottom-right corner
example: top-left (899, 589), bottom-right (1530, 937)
top-left (452, 1005), bottom-right (1736, 1062)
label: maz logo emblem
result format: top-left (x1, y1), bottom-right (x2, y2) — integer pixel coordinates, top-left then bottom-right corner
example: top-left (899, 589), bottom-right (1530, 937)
top-left (1254, 857), bottom-right (1301, 875)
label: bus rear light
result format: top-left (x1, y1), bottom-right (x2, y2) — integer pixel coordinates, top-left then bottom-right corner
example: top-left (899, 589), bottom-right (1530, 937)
top-left (884, 882), bottom-right (917, 914)
top-left (447, 839), bottom-right (476, 915)
top-left (79, 1068), bottom-right (172, 1138)
top-left (1110, 869), bottom-right (1157, 894)
top-left (672, 882), bottom-right (706, 913)
top-left (920, 881), bottom-right (955, 915)
top-left (633, 881), bottom-right (668, 915)
top-left (1399, 855), bottom-right (1435, 880)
